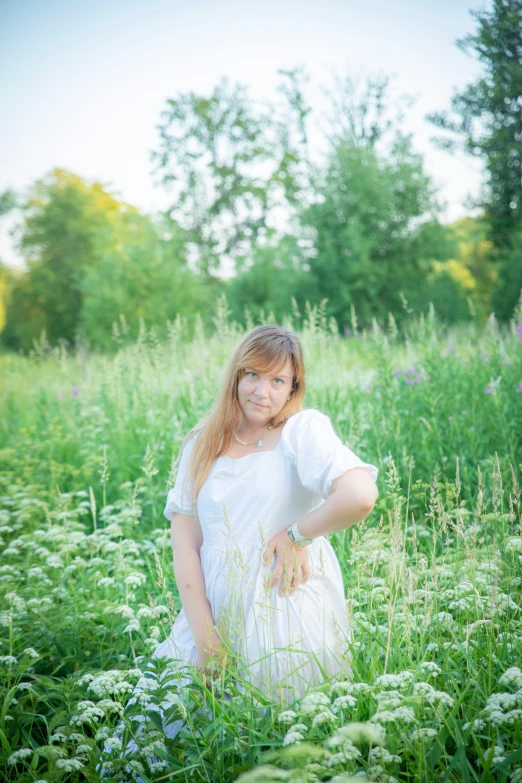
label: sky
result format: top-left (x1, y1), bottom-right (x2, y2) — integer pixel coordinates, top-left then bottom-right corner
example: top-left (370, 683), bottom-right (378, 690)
top-left (0, 0), bottom-right (486, 269)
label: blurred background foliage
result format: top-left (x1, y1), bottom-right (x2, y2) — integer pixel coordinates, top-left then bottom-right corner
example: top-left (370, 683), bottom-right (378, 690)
top-left (0, 0), bottom-right (521, 354)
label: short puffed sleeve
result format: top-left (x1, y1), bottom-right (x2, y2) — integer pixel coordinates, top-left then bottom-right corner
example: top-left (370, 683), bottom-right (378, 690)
top-left (282, 409), bottom-right (378, 499)
top-left (163, 432), bottom-right (199, 521)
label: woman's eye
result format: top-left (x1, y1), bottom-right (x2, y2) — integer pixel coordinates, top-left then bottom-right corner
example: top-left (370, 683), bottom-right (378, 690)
top-left (274, 378), bottom-right (283, 384)
top-left (248, 371), bottom-right (257, 378)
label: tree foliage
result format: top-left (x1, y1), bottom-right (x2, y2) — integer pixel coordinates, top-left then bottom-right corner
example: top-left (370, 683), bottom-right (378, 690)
top-left (151, 69), bottom-right (312, 276)
top-left (428, 0), bottom-right (522, 318)
top-left (1, 170), bottom-right (209, 352)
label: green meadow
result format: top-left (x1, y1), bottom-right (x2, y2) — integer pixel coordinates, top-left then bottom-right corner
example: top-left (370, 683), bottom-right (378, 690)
top-left (1, 302), bottom-right (522, 783)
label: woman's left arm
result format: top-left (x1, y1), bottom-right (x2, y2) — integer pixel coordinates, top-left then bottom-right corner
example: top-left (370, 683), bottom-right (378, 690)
top-left (296, 467), bottom-right (379, 540)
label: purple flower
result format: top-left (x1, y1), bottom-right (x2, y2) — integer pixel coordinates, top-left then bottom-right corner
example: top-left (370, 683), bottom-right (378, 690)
top-left (406, 379), bottom-right (414, 386)
top-left (484, 386), bottom-right (494, 394)
top-left (517, 322), bottom-right (522, 349)
top-left (71, 385), bottom-right (79, 398)
top-left (344, 327), bottom-right (352, 337)
top-left (517, 382), bottom-right (522, 393)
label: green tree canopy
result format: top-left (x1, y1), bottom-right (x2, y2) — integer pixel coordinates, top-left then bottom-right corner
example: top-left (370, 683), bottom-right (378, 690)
top-left (428, 0), bottom-right (522, 318)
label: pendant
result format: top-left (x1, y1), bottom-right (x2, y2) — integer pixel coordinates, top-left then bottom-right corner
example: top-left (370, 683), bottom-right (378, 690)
top-left (257, 439), bottom-right (262, 447)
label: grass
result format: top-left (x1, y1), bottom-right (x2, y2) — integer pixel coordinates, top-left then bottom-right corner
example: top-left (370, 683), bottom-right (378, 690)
top-left (0, 297), bottom-right (521, 782)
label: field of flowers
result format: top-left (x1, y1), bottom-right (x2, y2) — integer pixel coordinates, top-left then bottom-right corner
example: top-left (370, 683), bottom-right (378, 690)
top-left (1, 299), bottom-right (521, 783)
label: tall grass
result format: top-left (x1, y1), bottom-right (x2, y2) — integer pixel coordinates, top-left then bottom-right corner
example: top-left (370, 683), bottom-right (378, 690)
top-left (0, 298), bottom-right (521, 782)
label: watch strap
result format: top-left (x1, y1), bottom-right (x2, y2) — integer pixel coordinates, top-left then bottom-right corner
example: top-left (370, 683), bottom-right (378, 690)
top-left (287, 520), bottom-right (313, 547)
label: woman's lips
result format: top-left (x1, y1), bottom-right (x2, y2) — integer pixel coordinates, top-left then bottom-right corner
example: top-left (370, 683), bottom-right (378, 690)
top-left (251, 401), bottom-right (267, 408)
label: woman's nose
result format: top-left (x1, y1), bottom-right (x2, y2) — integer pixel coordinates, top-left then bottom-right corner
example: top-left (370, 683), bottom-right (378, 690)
top-left (256, 379), bottom-right (270, 394)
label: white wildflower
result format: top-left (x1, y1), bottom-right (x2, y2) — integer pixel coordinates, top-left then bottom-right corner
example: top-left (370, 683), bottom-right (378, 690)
top-left (392, 706), bottom-right (416, 723)
top-left (410, 727), bottom-right (438, 741)
top-left (368, 746), bottom-right (401, 764)
top-left (311, 708), bottom-right (337, 727)
top-left (420, 662), bottom-right (441, 678)
top-left (103, 737), bottom-right (123, 753)
top-left (8, 748), bottom-right (34, 765)
top-left (499, 668), bottom-right (522, 689)
top-left (277, 710), bottom-right (298, 724)
top-left (50, 732), bottom-right (67, 743)
top-left (374, 671), bottom-right (413, 690)
top-left (283, 723), bottom-right (308, 746)
top-left (56, 758), bottom-right (84, 771)
top-left (332, 694), bottom-right (357, 712)
top-left (299, 691), bottom-right (330, 717)
top-left (97, 577), bottom-right (116, 588)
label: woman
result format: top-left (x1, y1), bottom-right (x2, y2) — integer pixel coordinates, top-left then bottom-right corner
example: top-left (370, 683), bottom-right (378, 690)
top-left (155, 324), bottom-right (378, 704)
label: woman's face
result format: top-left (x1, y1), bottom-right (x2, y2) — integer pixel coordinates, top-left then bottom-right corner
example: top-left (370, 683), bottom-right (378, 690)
top-left (237, 358), bottom-right (295, 427)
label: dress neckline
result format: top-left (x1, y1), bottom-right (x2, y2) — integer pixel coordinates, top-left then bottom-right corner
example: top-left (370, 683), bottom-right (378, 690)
top-left (218, 433), bottom-right (285, 463)
top-left (216, 409), bottom-right (307, 463)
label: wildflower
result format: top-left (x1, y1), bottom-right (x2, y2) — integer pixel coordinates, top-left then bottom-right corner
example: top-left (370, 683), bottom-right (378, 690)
top-left (299, 691), bottom-right (331, 717)
top-left (97, 577), bottom-right (116, 588)
top-left (8, 748), bottom-right (34, 765)
top-left (283, 723), bottom-right (308, 746)
top-left (124, 572), bottom-right (147, 588)
top-left (71, 385), bottom-right (79, 398)
top-left (517, 382), bottom-right (522, 393)
top-left (420, 662), bottom-right (441, 678)
top-left (375, 691), bottom-right (403, 710)
top-left (374, 671), bottom-right (413, 690)
top-left (369, 747), bottom-right (401, 764)
top-left (311, 708), bottom-right (337, 727)
top-left (335, 722), bottom-right (386, 746)
top-left (392, 706), bottom-right (417, 723)
top-left (410, 727), bottom-right (438, 741)
top-left (277, 710), bottom-right (298, 724)
top-left (56, 758), bottom-right (84, 771)
top-left (103, 737), bottom-right (123, 753)
top-left (499, 667), bottom-right (522, 689)
top-left (50, 732), bottom-right (67, 743)
top-left (370, 710), bottom-right (396, 724)
top-left (332, 694), bottom-right (357, 713)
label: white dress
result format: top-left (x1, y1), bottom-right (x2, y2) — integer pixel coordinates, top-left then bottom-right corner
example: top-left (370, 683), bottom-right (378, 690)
top-left (153, 408), bottom-right (378, 712)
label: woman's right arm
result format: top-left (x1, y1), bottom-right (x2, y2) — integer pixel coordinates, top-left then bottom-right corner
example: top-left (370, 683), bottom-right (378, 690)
top-left (170, 512), bottom-right (221, 664)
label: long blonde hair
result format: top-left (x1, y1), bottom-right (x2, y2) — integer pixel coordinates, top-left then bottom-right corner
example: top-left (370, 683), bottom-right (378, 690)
top-left (177, 324), bottom-right (306, 510)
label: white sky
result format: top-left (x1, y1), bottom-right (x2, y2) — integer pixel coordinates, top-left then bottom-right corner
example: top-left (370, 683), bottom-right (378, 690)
top-left (0, 0), bottom-right (486, 268)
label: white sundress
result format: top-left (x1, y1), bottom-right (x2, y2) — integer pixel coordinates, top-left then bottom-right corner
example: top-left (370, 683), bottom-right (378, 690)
top-left (116, 409), bottom-right (379, 759)
top-left (155, 409), bottom-right (377, 705)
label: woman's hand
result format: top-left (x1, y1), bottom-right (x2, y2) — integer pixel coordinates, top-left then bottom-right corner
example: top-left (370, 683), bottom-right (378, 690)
top-left (263, 528), bottom-right (311, 597)
top-left (196, 627), bottom-right (225, 676)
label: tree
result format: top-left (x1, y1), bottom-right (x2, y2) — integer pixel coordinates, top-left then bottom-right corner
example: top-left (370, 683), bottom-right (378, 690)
top-left (2, 170), bottom-right (206, 353)
top-left (151, 69), bottom-right (312, 277)
top-left (427, 0), bottom-right (522, 318)
top-left (300, 67), bottom-right (448, 329)
top-left (78, 212), bottom-right (213, 351)
top-left (6, 169), bottom-right (128, 348)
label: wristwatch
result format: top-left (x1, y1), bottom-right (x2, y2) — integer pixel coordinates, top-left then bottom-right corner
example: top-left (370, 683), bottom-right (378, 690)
top-left (287, 520), bottom-right (313, 547)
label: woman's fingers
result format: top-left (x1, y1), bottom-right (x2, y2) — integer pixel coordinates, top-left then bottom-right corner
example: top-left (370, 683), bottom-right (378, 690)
top-left (263, 531), bottom-right (310, 595)
top-left (281, 548), bottom-right (309, 596)
top-left (263, 539), bottom-right (276, 566)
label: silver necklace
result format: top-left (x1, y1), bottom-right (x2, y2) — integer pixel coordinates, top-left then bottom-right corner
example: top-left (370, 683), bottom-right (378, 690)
top-left (232, 425), bottom-right (274, 448)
